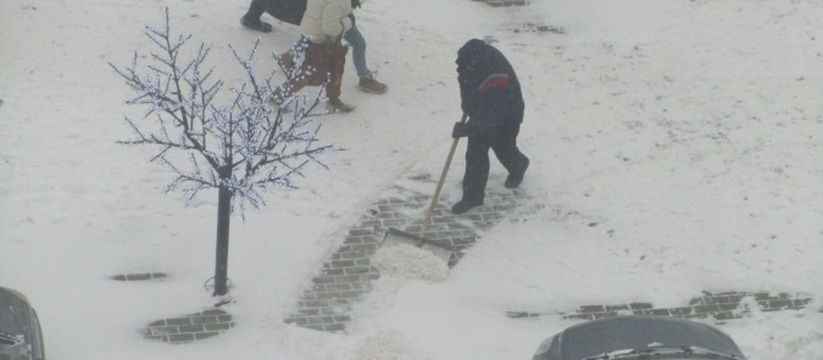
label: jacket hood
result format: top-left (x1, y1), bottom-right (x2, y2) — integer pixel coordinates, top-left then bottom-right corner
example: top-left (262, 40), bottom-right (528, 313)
top-left (456, 39), bottom-right (488, 72)
top-left (456, 38), bottom-right (510, 79)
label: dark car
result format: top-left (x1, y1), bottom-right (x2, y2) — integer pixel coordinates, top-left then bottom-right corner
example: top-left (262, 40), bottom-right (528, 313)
top-left (0, 286), bottom-right (46, 360)
top-left (532, 315), bottom-right (747, 360)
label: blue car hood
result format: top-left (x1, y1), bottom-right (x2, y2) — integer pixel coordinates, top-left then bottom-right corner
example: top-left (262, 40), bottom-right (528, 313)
top-left (534, 315), bottom-right (746, 360)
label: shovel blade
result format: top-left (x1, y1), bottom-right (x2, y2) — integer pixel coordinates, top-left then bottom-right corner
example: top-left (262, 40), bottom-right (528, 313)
top-left (380, 228), bottom-right (457, 266)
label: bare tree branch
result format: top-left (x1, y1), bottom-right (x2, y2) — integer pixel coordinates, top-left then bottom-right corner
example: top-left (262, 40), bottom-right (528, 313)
top-left (110, 6), bottom-right (342, 216)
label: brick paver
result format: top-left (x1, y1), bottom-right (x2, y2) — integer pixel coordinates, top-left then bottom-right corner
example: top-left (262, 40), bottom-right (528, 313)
top-left (507, 291), bottom-right (814, 321)
top-left (111, 272), bottom-right (168, 281)
top-left (142, 309), bottom-right (234, 344)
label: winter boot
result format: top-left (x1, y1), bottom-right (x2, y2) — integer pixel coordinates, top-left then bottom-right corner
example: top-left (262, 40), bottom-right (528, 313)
top-left (504, 157), bottom-right (529, 189)
top-left (327, 98), bottom-right (356, 113)
top-left (240, 15), bottom-right (273, 33)
top-left (451, 198), bottom-right (483, 214)
top-left (358, 73), bottom-right (388, 94)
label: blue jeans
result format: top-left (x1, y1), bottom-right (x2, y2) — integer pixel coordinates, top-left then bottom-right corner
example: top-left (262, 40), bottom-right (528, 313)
top-left (343, 24), bottom-right (369, 78)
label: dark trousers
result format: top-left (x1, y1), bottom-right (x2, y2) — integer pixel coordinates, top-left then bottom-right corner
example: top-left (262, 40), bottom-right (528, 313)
top-left (245, 0), bottom-right (304, 26)
top-left (461, 124), bottom-right (528, 203)
top-left (244, 1), bottom-right (265, 19)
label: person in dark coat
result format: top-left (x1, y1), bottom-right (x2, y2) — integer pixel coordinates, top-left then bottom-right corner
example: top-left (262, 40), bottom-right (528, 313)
top-left (450, 39), bottom-right (530, 214)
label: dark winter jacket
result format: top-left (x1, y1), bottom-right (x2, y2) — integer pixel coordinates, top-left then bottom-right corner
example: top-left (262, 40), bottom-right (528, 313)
top-left (456, 39), bottom-right (524, 136)
top-left (254, 0), bottom-right (306, 25)
top-left (254, 0), bottom-right (361, 26)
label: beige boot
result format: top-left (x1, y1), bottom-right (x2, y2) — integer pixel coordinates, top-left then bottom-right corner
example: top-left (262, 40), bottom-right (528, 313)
top-left (358, 73), bottom-right (388, 94)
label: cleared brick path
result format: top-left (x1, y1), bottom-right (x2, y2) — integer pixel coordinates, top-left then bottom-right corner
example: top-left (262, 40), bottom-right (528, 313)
top-left (507, 291), bottom-right (813, 321)
top-left (131, 182), bottom-right (815, 342)
top-left (282, 185), bottom-right (530, 332)
top-left (281, 178), bottom-right (816, 333)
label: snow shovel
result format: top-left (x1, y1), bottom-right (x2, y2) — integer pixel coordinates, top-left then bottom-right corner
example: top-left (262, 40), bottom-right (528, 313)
top-left (379, 114), bottom-right (468, 264)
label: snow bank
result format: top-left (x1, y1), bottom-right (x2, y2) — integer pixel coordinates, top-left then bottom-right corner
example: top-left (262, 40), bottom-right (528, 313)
top-left (371, 243), bottom-right (450, 283)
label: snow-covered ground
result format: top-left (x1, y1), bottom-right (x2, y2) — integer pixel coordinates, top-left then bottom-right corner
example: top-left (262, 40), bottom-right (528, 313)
top-left (1, 0), bottom-right (822, 359)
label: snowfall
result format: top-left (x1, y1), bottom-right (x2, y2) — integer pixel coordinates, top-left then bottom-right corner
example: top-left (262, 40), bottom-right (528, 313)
top-left (1, 0), bottom-right (822, 359)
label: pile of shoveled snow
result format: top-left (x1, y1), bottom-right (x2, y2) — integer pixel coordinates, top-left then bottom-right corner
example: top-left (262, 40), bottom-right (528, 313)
top-left (346, 240), bottom-right (450, 359)
top-left (371, 242), bottom-right (450, 283)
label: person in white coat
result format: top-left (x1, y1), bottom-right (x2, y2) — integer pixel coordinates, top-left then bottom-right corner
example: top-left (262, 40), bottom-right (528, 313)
top-left (273, 0), bottom-right (356, 112)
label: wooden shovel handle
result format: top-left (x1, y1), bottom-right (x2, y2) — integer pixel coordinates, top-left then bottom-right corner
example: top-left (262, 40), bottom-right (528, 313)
top-left (419, 113), bottom-right (468, 239)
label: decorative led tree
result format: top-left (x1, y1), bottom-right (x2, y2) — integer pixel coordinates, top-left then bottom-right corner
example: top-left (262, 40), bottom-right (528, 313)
top-left (110, 8), bottom-right (340, 296)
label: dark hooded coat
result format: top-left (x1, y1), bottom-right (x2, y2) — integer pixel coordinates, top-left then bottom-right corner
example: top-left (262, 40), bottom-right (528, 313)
top-left (456, 39), bottom-right (525, 136)
top-left (451, 39), bottom-right (530, 208)
top-left (252, 0), bottom-right (306, 25)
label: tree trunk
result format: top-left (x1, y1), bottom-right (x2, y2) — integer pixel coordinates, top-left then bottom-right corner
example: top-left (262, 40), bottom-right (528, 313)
top-left (213, 184), bottom-right (233, 296)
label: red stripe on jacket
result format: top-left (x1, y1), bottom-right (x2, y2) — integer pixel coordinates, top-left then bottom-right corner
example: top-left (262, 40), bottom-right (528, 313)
top-left (478, 73), bottom-right (510, 92)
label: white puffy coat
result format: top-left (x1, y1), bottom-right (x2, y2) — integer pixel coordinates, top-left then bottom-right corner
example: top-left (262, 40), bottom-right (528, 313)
top-left (300, 0), bottom-right (353, 44)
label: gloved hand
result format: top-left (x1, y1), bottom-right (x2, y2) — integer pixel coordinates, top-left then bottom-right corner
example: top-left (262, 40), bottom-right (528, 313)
top-left (452, 122), bottom-right (470, 138)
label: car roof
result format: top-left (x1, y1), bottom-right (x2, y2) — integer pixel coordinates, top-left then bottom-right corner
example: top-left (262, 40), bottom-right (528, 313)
top-left (539, 315), bottom-right (746, 360)
top-left (0, 286), bottom-right (34, 335)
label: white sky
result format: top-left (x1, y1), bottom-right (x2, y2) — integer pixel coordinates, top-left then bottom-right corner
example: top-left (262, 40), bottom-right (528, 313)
top-left (1, 0), bottom-right (822, 359)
